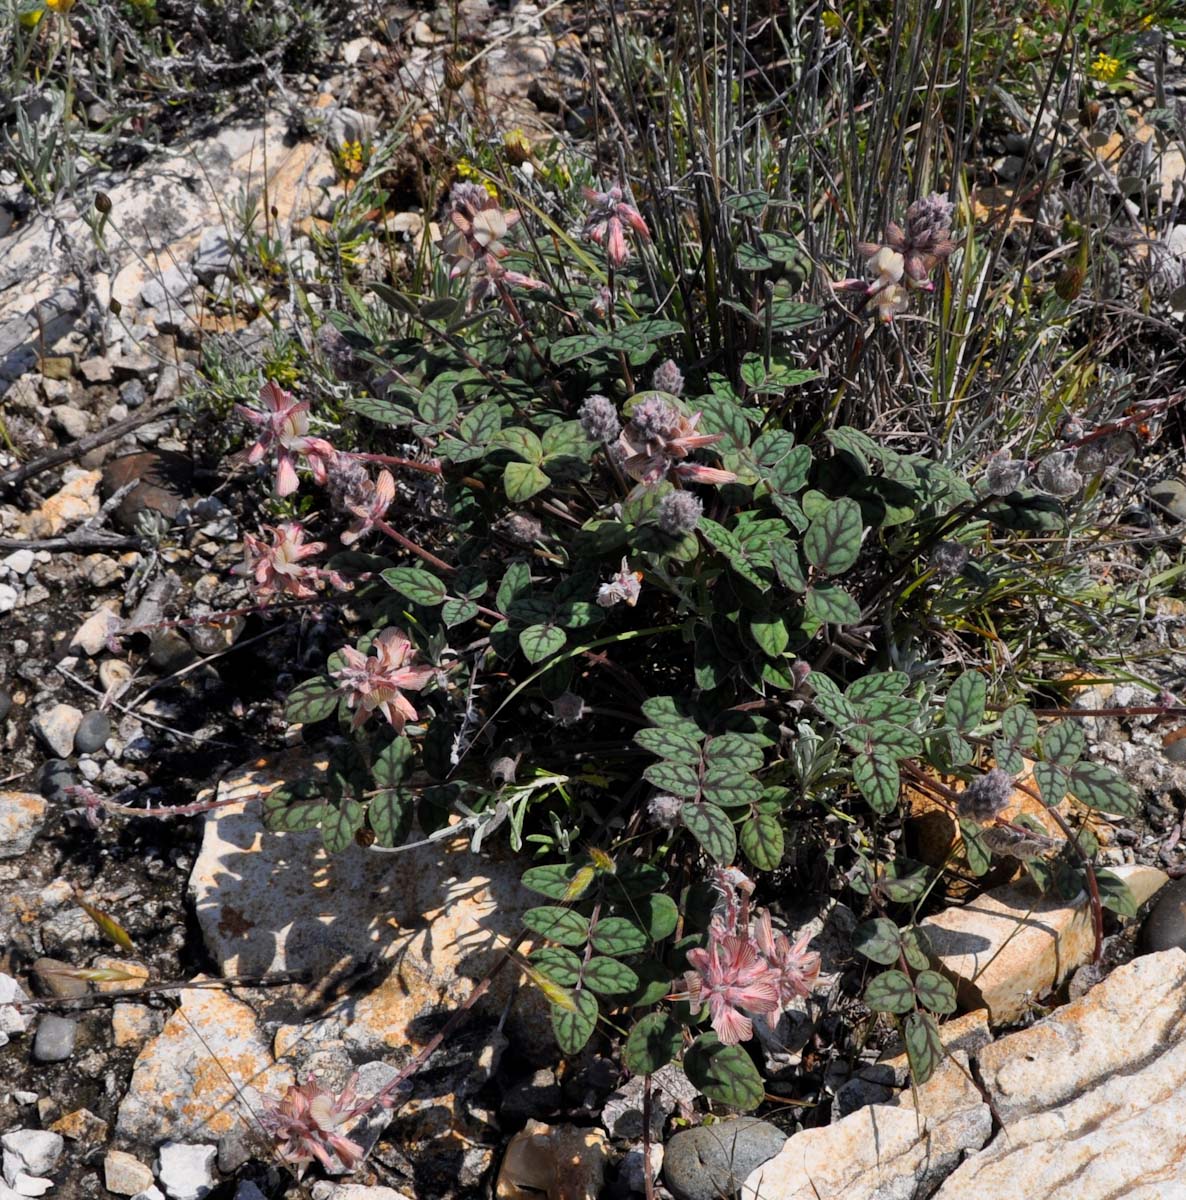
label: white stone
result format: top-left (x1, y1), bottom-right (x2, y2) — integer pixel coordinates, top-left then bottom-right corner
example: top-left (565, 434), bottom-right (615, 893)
top-left (31, 704), bottom-right (83, 758)
top-left (932, 949), bottom-right (1186, 1198)
top-left (11, 1175), bottom-right (51, 1197)
top-left (0, 585), bottom-right (17, 615)
top-left (130, 1190), bottom-right (164, 1200)
top-left (2, 550), bottom-right (33, 576)
top-left (70, 607), bottom-right (124, 657)
top-left (0, 793), bottom-right (48, 859)
top-left (116, 984), bottom-right (292, 1143)
top-left (1, 1132), bottom-right (63, 1183)
top-left (188, 755), bottom-right (546, 1053)
top-left (155, 1144), bottom-right (216, 1200)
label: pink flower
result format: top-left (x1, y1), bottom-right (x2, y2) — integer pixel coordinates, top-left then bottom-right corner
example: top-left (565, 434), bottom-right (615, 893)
top-left (237, 522), bottom-right (326, 601)
top-left (753, 908), bottom-right (821, 1013)
top-left (684, 932), bottom-right (780, 1045)
top-left (259, 1076), bottom-right (366, 1176)
top-left (331, 627), bottom-right (435, 732)
top-left (341, 469), bottom-right (395, 545)
top-left (440, 183), bottom-right (545, 309)
top-left (583, 185), bottom-right (650, 268)
top-left (616, 396), bottom-right (737, 488)
top-left (236, 381), bottom-right (336, 497)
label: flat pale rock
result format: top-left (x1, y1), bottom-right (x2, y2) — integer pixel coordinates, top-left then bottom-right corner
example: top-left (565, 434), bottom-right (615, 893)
top-left (188, 754), bottom-right (547, 1053)
top-left (105, 1150), bottom-right (154, 1196)
top-left (17, 471), bottom-right (100, 538)
top-left (70, 606), bottom-right (124, 657)
top-left (740, 1054), bottom-right (990, 1200)
top-left (31, 704), bottom-right (83, 759)
top-left (932, 949), bottom-right (1186, 1198)
top-left (0, 793), bottom-right (47, 859)
top-left (920, 863), bottom-right (1168, 1023)
top-left (115, 983), bottom-right (293, 1142)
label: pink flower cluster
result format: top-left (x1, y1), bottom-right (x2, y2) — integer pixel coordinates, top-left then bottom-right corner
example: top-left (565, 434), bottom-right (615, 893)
top-left (259, 1076), bottom-right (367, 1175)
top-left (236, 381), bottom-right (335, 497)
top-left (331, 626), bottom-right (436, 732)
top-left (681, 867), bottom-right (821, 1046)
top-left (582, 184), bottom-right (650, 268)
top-left (441, 183), bottom-right (545, 309)
top-left (616, 396), bottom-right (738, 488)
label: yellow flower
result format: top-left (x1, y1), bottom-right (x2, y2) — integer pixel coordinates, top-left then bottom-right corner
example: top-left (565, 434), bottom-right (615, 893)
top-left (45, 0), bottom-right (75, 12)
top-left (18, 4), bottom-right (44, 24)
top-left (1089, 51), bottom-right (1122, 82)
top-left (821, 9), bottom-right (843, 33)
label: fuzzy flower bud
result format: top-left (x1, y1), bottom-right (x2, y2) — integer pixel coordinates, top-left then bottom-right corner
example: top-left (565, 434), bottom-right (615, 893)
top-left (652, 359), bottom-right (685, 396)
top-left (1036, 450), bottom-right (1083, 498)
top-left (958, 767), bottom-right (1014, 822)
top-left (984, 452), bottom-right (1027, 496)
top-left (630, 396), bottom-right (682, 442)
top-left (647, 793), bottom-right (683, 829)
top-left (657, 491), bottom-right (703, 535)
top-left (930, 540), bottom-right (969, 578)
top-left (579, 394), bottom-right (621, 442)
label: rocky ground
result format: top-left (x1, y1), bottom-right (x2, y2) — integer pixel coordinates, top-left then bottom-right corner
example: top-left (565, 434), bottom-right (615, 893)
top-left (2, 4), bottom-right (1186, 1200)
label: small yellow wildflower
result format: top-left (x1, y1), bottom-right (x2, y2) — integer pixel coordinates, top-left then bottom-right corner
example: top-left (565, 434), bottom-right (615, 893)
top-left (821, 9), bottom-right (843, 33)
top-left (1089, 51), bottom-right (1122, 83)
top-left (503, 128), bottom-right (532, 165)
top-left (1140, 13), bottom-right (1154, 28)
top-left (18, 4), bottom-right (44, 25)
top-left (45, 0), bottom-right (75, 12)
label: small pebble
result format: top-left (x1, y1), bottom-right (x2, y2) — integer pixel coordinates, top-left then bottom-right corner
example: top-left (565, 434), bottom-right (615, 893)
top-left (1142, 876), bottom-right (1186, 954)
top-left (32, 1015), bottom-right (77, 1063)
top-left (74, 712), bottom-right (111, 755)
top-left (148, 631), bottom-right (195, 674)
top-left (32, 704), bottom-right (83, 759)
top-left (39, 761), bottom-right (76, 803)
top-left (156, 1142), bottom-right (217, 1200)
top-left (31, 959), bottom-right (88, 1000)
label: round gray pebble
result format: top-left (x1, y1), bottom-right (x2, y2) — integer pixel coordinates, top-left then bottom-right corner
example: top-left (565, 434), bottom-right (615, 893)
top-left (40, 759), bottom-right (76, 802)
top-left (74, 711), bottom-right (111, 755)
top-left (33, 1014), bottom-right (78, 1062)
top-left (663, 1117), bottom-right (785, 1200)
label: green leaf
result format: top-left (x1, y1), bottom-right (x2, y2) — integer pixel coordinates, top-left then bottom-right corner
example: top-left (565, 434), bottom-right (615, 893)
top-left (459, 400), bottom-right (502, 444)
top-left (701, 767), bottom-right (764, 808)
top-left (767, 444), bottom-right (813, 495)
top-left (699, 519), bottom-right (768, 590)
top-left (504, 460), bottom-right (550, 503)
top-left (322, 798), bottom-right (364, 854)
top-left (1000, 704), bottom-right (1038, 751)
top-left (960, 819), bottom-right (992, 876)
top-left (640, 696), bottom-right (701, 737)
top-left (683, 1034), bottom-right (765, 1110)
top-left (900, 926), bottom-right (931, 971)
top-left (629, 962), bottom-right (675, 1007)
top-left (550, 333), bottom-right (613, 364)
top-left (1033, 761), bottom-right (1069, 807)
top-left (523, 906), bottom-right (590, 946)
top-left (644, 759), bottom-right (702, 799)
top-left (552, 988), bottom-right (598, 1053)
top-left (945, 672), bottom-right (987, 732)
top-left (285, 677), bottom-right (339, 724)
top-left (367, 789), bottom-right (410, 848)
top-left (1041, 720), bottom-right (1086, 766)
top-left (866, 723), bottom-right (923, 758)
top-left (740, 809), bottom-right (784, 870)
top-left (726, 189), bottom-right (770, 218)
top-left (770, 540), bottom-right (807, 592)
top-left (803, 497), bottom-right (863, 575)
top-left (623, 1012), bottom-right (683, 1075)
top-left (382, 566), bottom-right (447, 607)
top-left (805, 584), bottom-right (861, 625)
top-left (865, 969), bottom-right (916, 1014)
top-left (520, 624), bottom-right (566, 664)
top-left (1095, 870), bottom-right (1139, 917)
top-left (522, 863), bottom-right (588, 900)
top-left (583, 956), bottom-right (640, 995)
top-left (635, 726), bottom-right (703, 764)
top-left (261, 783), bottom-right (324, 833)
top-left (681, 801), bottom-right (737, 864)
top-left (705, 733), bottom-right (765, 772)
top-left (749, 612), bottom-right (789, 657)
top-left (442, 597), bottom-right (479, 627)
top-left (853, 751), bottom-right (900, 814)
top-left (880, 868), bottom-right (930, 903)
top-left (847, 672), bottom-right (910, 703)
top-left (853, 918), bottom-right (902, 965)
top-left (589, 916), bottom-right (648, 957)
top-left (372, 736), bottom-right (413, 788)
top-left (736, 243), bottom-right (775, 271)
top-left (914, 970), bottom-right (957, 1014)
top-left (1067, 761), bottom-right (1138, 816)
top-left (625, 893), bottom-right (680, 941)
top-left (417, 387), bottom-right (457, 430)
top-left (825, 426), bottom-right (881, 472)
top-left (531, 946), bottom-right (583, 986)
top-left (903, 1012), bottom-right (943, 1085)
top-left (344, 395), bottom-right (414, 428)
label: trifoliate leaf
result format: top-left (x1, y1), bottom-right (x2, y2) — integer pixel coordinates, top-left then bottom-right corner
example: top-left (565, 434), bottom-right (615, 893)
top-left (523, 906), bottom-right (590, 946)
top-left (551, 988), bottom-right (598, 1053)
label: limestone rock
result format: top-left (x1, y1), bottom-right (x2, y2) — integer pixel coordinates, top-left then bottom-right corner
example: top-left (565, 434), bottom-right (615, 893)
top-left (47, 1109), bottom-right (108, 1144)
top-left (187, 754), bottom-right (546, 1053)
top-left (740, 1055), bottom-right (990, 1200)
top-left (920, 863), bottom-right (1168, 1023)
top-left (155, 1143), bottom-right (216, 1200)
top-left (1, 1131), bottom-right (63, 1181)
top-left (0, 792), bottom-right (47, 859)
top-left (17, 470), bottom-right (100, 537)
top-left (495, 1121), bottom-right (609, 1200)
top-left (115, 983), bottom-right (293, 1143)
top-left (0, 975), bottom-right (31, 1045)
top-left (932, 949), bottom-right (1186, 1199)
top-left (32, 704), bottom-right (83, 758)
top-left (665, 1118), bottom-right (784, 1200)
top-left (105, 1150), bottom-right (155, 1196)
top-left (70, 606), bottom-right (124, 657)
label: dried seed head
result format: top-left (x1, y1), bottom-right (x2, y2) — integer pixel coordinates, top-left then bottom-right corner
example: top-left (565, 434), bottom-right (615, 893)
top-left (629, 396), bottom-right (682, 443)
top-left (1036, 450), bottom-right (1083, 497)
top-left (656, 490), bottom-right (703, 535)
top-left (930, 540), bottom-right (969, 578)
top-left (958, 767), bottom-right (1014, 822)
top-left (647, 793), bottom-right (683, 829)
top-left (984, 452), bottom-right (1026, 496)
top-left (579, 394), bottom-right (621, 442)
top-left (652, 359), bottom-right (685, 396)
top-left (904, 192), bottom-right (955, 244)
top-left (552, 691), bottom-right (587, 726)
